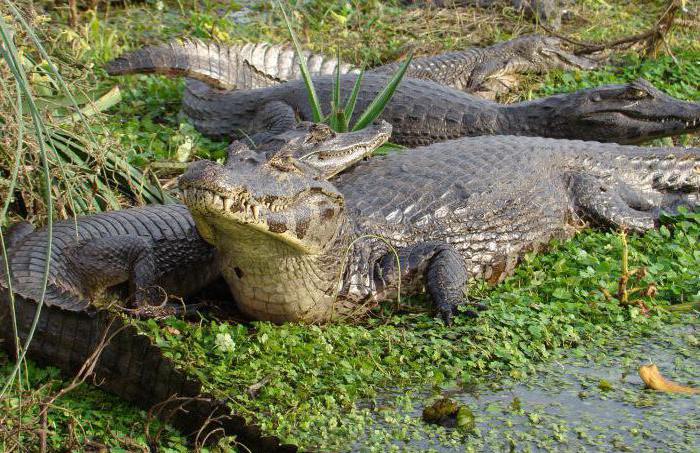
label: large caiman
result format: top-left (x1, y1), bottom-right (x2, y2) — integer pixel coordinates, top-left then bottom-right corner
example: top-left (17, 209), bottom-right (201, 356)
top-left (108, 42), bottom-right (700, 146)
top-left (180, 135), bottom-right (700, 324)
top-left (106, 34), bottom-right (595, 96)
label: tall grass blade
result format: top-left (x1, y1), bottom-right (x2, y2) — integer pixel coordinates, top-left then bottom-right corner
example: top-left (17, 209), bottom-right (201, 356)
top-left (0, 14), bottom-right (54, 397)
top-left (57, 85), bottom-right (122, 125)
top-left (0, 74), bottom-right (25, 387)
top-left (352, 54), bottom-right (413, 132)
top-left (330, 50), bottom-right (342, 131)
top-left (343, 70), bottom-right (364, 129)
top-left (276, 1), bottom-right (323, 122)
top-left (4, 1), bottom-right (98, 143)
top-left (4, 3), bottom-right (168, 210)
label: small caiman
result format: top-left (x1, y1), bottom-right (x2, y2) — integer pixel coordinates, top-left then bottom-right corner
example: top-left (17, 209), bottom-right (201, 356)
top-left (106, 34), bottom-right (595, 96)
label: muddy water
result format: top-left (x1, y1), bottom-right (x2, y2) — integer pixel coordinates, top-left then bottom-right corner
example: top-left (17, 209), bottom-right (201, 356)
top-left (354, 319), bottom-right (699, 452)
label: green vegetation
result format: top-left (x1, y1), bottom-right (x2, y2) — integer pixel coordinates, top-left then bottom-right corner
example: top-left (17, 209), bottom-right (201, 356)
top-left (0, 353), bottom-right (189, 451)
top-left (278, 0), bottom-right (413, 133)
top-left (132, 209), bottom-right (700, 449)
top-left (0, 0), bottom-right (698, 450)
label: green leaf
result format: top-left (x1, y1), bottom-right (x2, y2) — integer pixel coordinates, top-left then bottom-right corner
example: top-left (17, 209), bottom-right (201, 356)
top-left (276, 1), bottom-right (323, 122)
top-left (343, 69), bottom-right (364, 128)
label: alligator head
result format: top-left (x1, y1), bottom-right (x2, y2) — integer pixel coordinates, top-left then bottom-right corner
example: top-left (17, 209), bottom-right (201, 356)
top-left (529, 79), bottom-right (700, 144)
top-left (182, 120), bottom-right (392, 252)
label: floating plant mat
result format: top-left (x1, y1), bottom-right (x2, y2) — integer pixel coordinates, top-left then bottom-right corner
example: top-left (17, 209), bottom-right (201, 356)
top-left (132, 210), bottom-right (699, 450)
top-left (351, 317), bottom-right (698, 452)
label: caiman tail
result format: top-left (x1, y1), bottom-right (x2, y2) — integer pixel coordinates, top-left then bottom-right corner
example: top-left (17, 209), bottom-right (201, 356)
top-left (0, 294), bottom-right (294, 450)
top-left (106, 39), bottom-right (356, 90)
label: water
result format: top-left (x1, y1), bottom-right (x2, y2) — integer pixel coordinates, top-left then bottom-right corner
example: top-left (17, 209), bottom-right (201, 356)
top-left (353, 320), bottom-right (699, 452)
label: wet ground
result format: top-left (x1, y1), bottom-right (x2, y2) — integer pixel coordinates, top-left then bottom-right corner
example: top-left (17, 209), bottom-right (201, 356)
top-left (354, 317), bottom-right (699, 452)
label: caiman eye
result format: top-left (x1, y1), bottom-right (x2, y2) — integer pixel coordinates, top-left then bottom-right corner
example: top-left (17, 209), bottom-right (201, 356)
top-left (305, 124), bottom-right (335, 143)
top-left (627, 89), bottom-right (648, 99)
top-left (591, 94), bottom-right (602, 102)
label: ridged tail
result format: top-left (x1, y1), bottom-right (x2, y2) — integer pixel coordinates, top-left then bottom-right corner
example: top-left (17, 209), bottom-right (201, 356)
top-left (107, 39), bottom-right (357, 91)
top-left (106, 39), bottom-right (243, 90)
top-left (0, 292), bottom-right (295, 451)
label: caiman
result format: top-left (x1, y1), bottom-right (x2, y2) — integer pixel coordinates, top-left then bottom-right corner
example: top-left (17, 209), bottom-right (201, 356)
top-left (164, 73), bottom-right (700, 146)
top-left (106, 34), bottom-right (595, 96)
top-left (0, 122), bottom-right (391, 451)
top-left (179, 135), bottom-right (700, 324)
top-left (107, 45), bottom-right (700, 146)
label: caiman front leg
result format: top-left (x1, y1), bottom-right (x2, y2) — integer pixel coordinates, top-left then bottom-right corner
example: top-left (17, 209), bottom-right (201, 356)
top-left (67, 236), bottom-right (193, 318)
top-left (374, 241), bottom-right (482, 324)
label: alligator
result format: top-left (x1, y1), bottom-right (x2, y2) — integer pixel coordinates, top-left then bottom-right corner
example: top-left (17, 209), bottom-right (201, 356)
top-left (106, 34), bottom-right (595, 96)
top-left (128, 61), bottom-right (697, 146)
top-left (0, 122), bottom-right (390, 451)
top-left (179, 135), bottom-right (700, 324)
top-left (371, 34), bottom-right (594, 96)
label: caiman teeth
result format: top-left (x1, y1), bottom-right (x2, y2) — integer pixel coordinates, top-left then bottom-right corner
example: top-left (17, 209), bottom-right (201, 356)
top-left (183, 187), bottom-right (263, 222)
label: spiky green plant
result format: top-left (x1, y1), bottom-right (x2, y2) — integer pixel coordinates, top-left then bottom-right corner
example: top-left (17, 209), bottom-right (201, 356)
top-left (276, 1), bottom-right (412, 133)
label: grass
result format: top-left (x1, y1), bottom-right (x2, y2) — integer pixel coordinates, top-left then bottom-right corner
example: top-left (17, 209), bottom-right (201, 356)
top-left (0, 354), bottom-right (189, 452)
top-left (0, 0), bottom-right (698, 450)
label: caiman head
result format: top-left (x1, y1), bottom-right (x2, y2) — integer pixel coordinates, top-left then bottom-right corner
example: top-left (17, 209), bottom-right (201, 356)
top-left (510, 36), bottom-right (597, 72)
top-left (180, 148), bottom-right (349, 322)
top-left (251, 120), bottom-right (392, 178)
top-left (181, 150), bottom-right (346, 254)
top-left (186, 120), bottom-right (391, 250)
top-left (533, 79), bottom-right (700, 144)
top-left (179, 122), bottom-right (389, 322)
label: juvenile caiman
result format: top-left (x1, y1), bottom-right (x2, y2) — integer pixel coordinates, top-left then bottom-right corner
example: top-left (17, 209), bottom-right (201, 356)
top-left (106, 34), bottom-right (595, 96)
top-left (179, 135), bottom-right (700, 324)
top-left (0, 122), bottom-right (390, 451)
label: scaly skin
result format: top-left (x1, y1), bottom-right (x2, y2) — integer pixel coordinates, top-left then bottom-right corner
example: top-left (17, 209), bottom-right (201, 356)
top-left (0, 122), bottom-right (390, 450)
top-left (106, 35), bottom-right (594, 95)
top-left (176, 73), bottom-right (700, 146)
top-left (180, 135), bottom-right (700, 324)
top-left (106, 40), bottom-right (357, 91)
top-left (0, 205), bottom-right (294, 450)
top-left (372, 35), bottom-right (595, 95)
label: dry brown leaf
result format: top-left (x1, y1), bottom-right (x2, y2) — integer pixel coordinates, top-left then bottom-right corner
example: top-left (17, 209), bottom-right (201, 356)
top-left (638, 364), bottom-right (699, 394)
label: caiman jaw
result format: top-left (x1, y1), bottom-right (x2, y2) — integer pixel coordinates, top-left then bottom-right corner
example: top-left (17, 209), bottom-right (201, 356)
top-left (179, 153), bottom-right (346, 256)
top-left (181, 185), bottom-right (343, 255)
